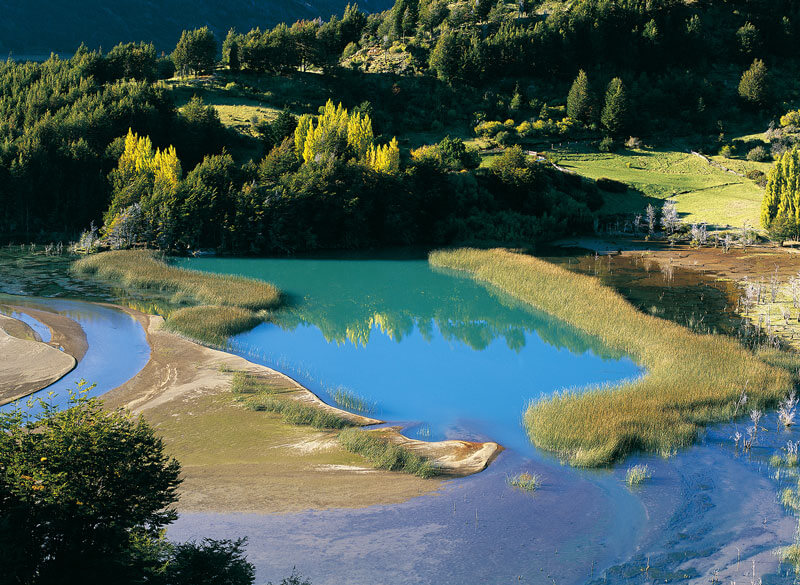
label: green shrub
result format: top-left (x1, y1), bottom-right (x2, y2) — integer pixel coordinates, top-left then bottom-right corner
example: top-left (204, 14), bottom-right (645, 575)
top-left (746, 145), bottom-right (770, 161)
top-left (599, 136), bottom-right (616, 152)
top-left (746, 169), bottom-right (767, 187)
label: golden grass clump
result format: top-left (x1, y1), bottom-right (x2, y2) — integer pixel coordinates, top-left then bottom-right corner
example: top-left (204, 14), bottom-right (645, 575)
top-left (73, 250), bottom-right (281, 310)
top-left (164, 306), bottom-right (263, 346)
top-left (430, 248), bottom-right (792, 467)
top-left (73, 250), bottom-right (282, 344)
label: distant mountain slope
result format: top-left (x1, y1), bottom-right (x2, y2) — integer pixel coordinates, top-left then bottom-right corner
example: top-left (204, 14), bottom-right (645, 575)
top-left (0, 0), bottom-right (392, 55)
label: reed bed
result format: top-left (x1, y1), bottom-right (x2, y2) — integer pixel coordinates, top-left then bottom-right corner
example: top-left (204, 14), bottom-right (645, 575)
top-left (73, 250), bottom-right (281, 343)
top-left (165, 306), bottom-right (263, 345)
top-left (73, 250), bottom-right (281, 310)
top-left (231, 372), bottom-right (353, 429)
top-left (331, 387), bottom-right (378, 415)
top-left (430, 248), bottom-right (792, 467)
top-left (337, 428), bottom-right (436, 478)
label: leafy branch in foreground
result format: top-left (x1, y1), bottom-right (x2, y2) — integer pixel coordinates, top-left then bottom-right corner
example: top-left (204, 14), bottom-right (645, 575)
top-left (0, 381), bottom-right (258, 585)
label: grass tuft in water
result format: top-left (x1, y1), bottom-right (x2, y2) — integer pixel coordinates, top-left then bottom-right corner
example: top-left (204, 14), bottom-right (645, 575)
top-left (625, 464), bottom-right (652, 486)
top-left (231, 372), bottom-right (353, 430)
top-left (430, 248), bottom-right (791, 467)
top-left (337, 428), bottom-right (436, 478)
top-left (331, 387), bottom-right (377, 415)
top-left (507, 472), bottom-right (541, 492)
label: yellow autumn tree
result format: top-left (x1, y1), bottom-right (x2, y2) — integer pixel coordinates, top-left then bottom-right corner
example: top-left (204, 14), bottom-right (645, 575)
top-left (293, 100), bottom-right (397, 172)
top-left (105, 129), bottom-right (182, 226)
top-left (761, 146), bottom-right (800, 229)
top-left (366, 137), bottom-right (400, 174)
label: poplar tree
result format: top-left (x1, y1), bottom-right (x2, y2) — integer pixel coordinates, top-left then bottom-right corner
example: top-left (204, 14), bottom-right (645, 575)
top-left (761, 146), bottom-right (800, 229)
top-left (567, 69), bottom-right (594, 124)
top-left (293, 100), bottom-right (398, 172)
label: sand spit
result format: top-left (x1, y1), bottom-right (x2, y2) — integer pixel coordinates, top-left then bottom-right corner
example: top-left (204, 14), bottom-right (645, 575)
top-left (0, 312), bottom-right (77, 405)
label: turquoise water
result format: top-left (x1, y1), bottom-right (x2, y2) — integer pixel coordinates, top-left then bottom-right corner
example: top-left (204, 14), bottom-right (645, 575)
top-left (178, 255), bottom-right (641, 453)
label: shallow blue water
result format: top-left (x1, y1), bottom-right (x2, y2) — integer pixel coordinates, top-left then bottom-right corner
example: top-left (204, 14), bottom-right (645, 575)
top-left (178, 255), bottom-right (642, 453)
top-left (0, 298), bottom-right (150, 411)
top-left (10, 310), bottom-right (52, 342)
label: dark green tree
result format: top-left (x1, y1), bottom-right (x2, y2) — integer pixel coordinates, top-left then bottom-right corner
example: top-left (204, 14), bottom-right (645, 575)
top-left (105, 42), bottom-right (158, 81)
top-left (163, 539), bottom-right (255, 585)
top-left (173, 27), bottom-right (217, 76)
top-left (736, 22), bottom-right (760, 60)
top-left (429, 28), bottom-right (460, 83)
top-left (600, 77), bottom-right (629, 135)
top-left (223, 29), bottom-right (241, 72)
top-left (738, 58), bottom-right (768, 107)
top-left (566, 69), bottom-right (594, 124)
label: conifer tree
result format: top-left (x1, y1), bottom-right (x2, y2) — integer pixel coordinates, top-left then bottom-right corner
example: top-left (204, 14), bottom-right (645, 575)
top-left (223, 29), bottom-right (240, 72)
top-left (738, 59), bottom-right (769, 107)
top-left (567, 69), bottom-right (593, 124)
top-left (600, 77), bottom-right (629, 136)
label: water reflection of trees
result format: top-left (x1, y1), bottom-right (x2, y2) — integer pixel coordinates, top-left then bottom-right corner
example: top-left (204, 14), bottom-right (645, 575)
top-left (270, 274), bottom-right (624, 361)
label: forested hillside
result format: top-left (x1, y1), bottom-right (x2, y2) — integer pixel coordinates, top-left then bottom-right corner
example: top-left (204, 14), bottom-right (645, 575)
top-left (3, 0), bottom-right (800, 252)
top-left (0, 0), bottom-right (392, 55)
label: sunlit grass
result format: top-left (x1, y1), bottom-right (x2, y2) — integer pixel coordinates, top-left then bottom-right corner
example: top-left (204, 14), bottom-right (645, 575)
top-left (231, 371), bottom-right (353, 430)
top-left (331, 387), bottom-right (378, 415)
top-left (164, 306), bottom-right (264, 346)
top-left (507, 471), bottom-right (541, 492)
top-left (73, 250), bottom-right (280, 310)
top-left (73, 250), bottom-right (280, 343)
top-left (430, 248), bottom-right (791, 467)
top-left (625, 464), bottom-right (652, 486)
top-left (337, 428), bottom-right (436, 478)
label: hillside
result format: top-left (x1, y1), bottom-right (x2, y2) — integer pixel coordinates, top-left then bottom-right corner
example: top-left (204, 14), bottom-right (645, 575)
top-left (0, 0), bottom-right (392, 55)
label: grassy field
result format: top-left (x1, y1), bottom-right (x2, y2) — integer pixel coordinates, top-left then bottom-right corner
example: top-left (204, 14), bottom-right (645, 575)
top-left (73, 250), bottom-right (281, 344)
top-left (430, 248), bottom-right (792, 467)
top-left (171, 83), bottom-right (283, 134)
top-left (553, 146), bottom-right (767, 229)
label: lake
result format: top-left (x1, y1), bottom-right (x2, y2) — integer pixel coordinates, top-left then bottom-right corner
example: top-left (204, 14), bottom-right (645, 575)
top-left (177, 253), bottom-right (641, 453)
